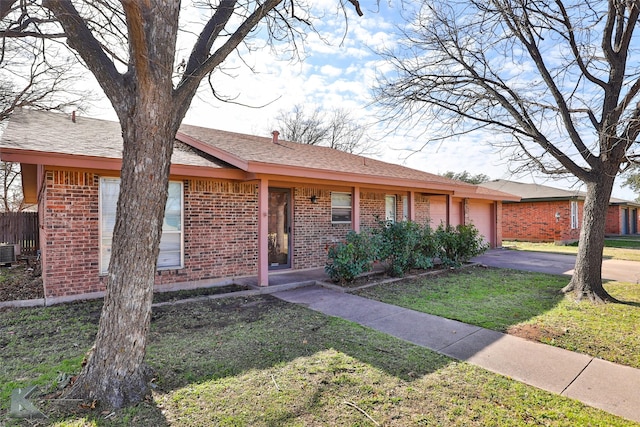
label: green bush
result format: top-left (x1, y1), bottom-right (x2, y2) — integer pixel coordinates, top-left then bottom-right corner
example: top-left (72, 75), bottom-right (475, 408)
top-left (376, 221), bottom-right (437, 277)
top-left (436, 223), bottom-right (489, 267)
top-left (325, 229), bottom-right (380, 283)
top-left (325, 221), bottom-right (488, 283)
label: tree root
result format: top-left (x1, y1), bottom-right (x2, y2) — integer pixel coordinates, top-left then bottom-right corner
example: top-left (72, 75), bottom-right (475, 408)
top-left (561, 282), bottom-right (620, 304)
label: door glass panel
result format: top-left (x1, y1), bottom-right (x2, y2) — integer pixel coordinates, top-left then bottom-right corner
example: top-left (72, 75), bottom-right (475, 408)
top-left (385, 195), bottom-right (396, 224)
top-left (268, 189), bottom-right (291, 268)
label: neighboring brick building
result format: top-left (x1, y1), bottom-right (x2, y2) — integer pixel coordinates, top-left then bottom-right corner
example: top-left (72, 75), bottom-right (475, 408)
top-left (1, 109), bottom-right (518, 304)
top-left (480, 179), bottom-right (640, 243)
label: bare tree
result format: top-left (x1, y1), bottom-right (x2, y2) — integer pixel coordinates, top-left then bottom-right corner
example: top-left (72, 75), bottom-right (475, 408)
top-left (621, 165), bottom-right (640, 202)
top-left (374, 0), bottom-right (640, 303)
top-left (0, 161), bottom-right (24, 211)
top-left (275, 104), bottom-right (377, 155)
top-left (0, 14), bottom-right (89, 212)
top-left (441, 171), bottom-right (490, 185)
top-left (1, 0), bottom-right (362, 409)
top-left (0, 29), bottom-right (87, 121)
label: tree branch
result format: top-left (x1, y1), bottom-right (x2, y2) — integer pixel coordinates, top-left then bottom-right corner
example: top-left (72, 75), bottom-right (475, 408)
top-left (42, 0), bottom-right (125, 106)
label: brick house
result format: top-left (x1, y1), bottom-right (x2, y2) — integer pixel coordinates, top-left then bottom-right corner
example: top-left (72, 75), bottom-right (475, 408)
top-left (1, 109), bottom-right (518, 304)
top-left (480, 179), bottom-right (640, 243)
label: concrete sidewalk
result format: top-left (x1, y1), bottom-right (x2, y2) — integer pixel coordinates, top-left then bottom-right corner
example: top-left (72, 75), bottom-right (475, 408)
top-left (274, 285), bottom-right (640, 424)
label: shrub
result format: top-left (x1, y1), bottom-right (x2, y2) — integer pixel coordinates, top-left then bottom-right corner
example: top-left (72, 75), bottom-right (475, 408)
top-left (376, 220), bottom-right (437, 276)
top-left (325, 229), bottom-right (380, 283)
top-left (325, 221), bottom-right (487, 283)
top-left (436, 223), bottom-right (489, 267)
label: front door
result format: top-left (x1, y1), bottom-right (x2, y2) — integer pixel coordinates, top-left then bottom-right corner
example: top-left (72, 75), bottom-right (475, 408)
top-left (268, 188), bottom-right (291, 269)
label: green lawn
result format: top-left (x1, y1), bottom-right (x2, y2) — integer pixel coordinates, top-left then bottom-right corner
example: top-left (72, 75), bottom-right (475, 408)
top-left (357, 267), bottom-right (640, 369)
top-left (504, 239), bottom-right (640, 261)
top-left (1, 292), bottom-right (637, 426)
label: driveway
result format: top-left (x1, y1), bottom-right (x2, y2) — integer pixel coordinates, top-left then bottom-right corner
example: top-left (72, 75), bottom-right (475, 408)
top-left (473, 249), bottom-right (640, 284)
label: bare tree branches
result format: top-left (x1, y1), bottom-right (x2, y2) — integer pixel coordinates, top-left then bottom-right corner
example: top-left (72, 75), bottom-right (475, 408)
top-left (274, 104), bottom-right (378, 155)
top-left (374, 0), bottom-right (640, 183)
top-left (374, 0), bottom-right (640, 301)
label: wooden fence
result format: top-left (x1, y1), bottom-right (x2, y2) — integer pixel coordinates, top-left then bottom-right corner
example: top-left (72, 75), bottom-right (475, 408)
top-left (0, 212), bottom-right (39, 255)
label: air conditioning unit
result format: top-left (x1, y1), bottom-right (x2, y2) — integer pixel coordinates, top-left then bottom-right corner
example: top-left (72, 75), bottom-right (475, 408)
top-left (0, 243), bottom-right (16, 266)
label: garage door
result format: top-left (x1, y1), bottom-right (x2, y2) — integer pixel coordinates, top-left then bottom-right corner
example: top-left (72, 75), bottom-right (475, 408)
top-left (468, 201), bottom-right (495, 247)
top-left (429, 196), bottom-right (447, 228)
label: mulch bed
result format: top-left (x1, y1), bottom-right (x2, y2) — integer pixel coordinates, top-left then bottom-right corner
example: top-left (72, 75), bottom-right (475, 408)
top-left (0, 258), bottom-right (44, 302)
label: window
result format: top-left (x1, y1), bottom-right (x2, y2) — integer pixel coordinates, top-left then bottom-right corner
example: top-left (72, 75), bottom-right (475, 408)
top-left (331, 192), bottom-right (352, 223)
top-left (385, 195), bottom-right (397, 224)
top-left (570, 200), bottom-right (579, 230)
top-left (402, 196), bottom-right (409, 221)
top-left (100, 178), bottom-right (183, 274)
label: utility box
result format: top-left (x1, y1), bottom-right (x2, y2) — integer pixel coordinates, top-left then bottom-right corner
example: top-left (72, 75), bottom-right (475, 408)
top-left (0, 243), bottom-right (16, 266)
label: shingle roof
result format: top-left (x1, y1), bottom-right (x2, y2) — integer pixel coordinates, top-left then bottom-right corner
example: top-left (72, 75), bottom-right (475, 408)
top-left (480, 179), bottom-right (639, 206)
top-left (179, 123), bottom-right (473, 185)
top-left (0, 109), bottom-right (228, 168)
top-left (1, 108), bottom-right (518, 201)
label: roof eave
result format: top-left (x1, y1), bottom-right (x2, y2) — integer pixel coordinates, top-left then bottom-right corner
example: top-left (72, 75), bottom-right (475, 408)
top-left (1, 148), bottom-right (244, 180)
top-left (176, 132), bottom-right (249, 171)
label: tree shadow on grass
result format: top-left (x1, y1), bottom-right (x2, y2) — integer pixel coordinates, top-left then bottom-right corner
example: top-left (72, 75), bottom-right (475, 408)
top-left (1, 293), bottom-right (454, 426)
top-left (602, 279), bottom-right (640, 307)
top-left (146, 295), bottom-right (452, 392)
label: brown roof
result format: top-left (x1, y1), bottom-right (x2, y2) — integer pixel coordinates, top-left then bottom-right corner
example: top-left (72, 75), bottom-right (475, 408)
top-left (0, 108), bottom-right (226, 169)
top-left (1, 108), bottom-right (518, 201)
top-left (179, 123), bottom-right (477, 186)
top-left (480, 179), bottom-right (639, 206)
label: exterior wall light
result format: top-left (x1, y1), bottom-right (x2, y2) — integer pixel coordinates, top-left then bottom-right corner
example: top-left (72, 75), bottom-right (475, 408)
top-left (555, 212), bottom-right (561, 222)
top-left (310, 195), bottom-right (318, 204)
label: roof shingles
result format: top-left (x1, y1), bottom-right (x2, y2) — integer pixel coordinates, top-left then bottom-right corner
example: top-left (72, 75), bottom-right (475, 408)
top-left (1, 109), bottom-right (518, 201)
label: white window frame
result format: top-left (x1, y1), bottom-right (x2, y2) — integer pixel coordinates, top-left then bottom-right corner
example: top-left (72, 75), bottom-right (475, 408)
top-left (570, 200), bottom-right (579, 230)
top-left (331, 192), bottom-right (352, 224)
top-left (386, 195), bottom-right (397, 224)
top-left (99, 177), bottom-right (184, 274)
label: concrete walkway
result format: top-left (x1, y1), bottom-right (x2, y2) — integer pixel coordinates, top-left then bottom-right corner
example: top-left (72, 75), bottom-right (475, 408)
top-left (274, 285), bottom-right (640, 424)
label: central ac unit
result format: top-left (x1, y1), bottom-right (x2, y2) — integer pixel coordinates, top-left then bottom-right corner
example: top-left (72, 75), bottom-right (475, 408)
top-left (0, 243), bottom-right (16, 265)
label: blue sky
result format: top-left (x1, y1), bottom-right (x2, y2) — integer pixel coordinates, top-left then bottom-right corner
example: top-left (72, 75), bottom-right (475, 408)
top-left (85, 2), bottom-right (637, 201)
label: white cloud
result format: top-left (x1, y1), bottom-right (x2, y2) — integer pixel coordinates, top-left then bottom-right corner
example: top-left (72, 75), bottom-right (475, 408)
top-left (319, 64), bottom-right (342, 77)
top-left (76, 3), bottom-right (638, 202)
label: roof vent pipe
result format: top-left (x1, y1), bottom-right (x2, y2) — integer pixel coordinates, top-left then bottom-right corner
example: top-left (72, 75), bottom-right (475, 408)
top-left (271, 130), bottom-right (279, 144)
top-left (71, 111), bottom-right (76, 123)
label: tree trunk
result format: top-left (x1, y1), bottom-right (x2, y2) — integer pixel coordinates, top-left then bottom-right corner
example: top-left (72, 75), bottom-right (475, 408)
top-left (562, 177), bottom-right (618, 303)
top-left (64, 1), bottom-right (182, 408)
top-left (66, 103), bottom-right (176, 407)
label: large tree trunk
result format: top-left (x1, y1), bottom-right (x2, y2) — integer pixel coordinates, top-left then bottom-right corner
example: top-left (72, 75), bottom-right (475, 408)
top-left (67, 106), bottom-right (177, 408)
top-left (65, 1), bottom-right (181, 408)
top-left (562, 177), bottom-right (617, 303)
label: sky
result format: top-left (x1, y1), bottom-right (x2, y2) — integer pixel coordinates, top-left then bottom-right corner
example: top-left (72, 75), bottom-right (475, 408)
top-left (84, 1), bottom-right (638, 202)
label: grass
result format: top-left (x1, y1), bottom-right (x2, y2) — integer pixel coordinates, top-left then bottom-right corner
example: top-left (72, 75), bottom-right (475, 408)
top-left (1, 292), bottom-right (637, 426)
top-left (504, 238), bottom-right (640, 261)
top-left (357, 266), bottom-right (640, 369)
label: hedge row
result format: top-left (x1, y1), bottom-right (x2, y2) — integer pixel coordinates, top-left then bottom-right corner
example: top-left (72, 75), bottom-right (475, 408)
top-left (325, 221), bottom-right (488, 283)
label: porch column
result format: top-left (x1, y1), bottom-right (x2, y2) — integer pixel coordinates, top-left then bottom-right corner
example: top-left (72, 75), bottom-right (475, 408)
top-left (352, 186), bottom-right (361, 232)
top-left (257, 178), bottom-right (269, 286)
top-left (446, 194), bottom-right (452, 226)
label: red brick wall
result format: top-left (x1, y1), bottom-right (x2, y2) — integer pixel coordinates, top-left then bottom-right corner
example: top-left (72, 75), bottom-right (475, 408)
top-left (605, 206), bottom-right (622, 234)
top-left (360, 191), bottom-right (386, 228)
top-left (177, 179), bottom-right (259, 281)
top-left (41, 170), bottom-right (260, 298)
top-left (41, 170), bottom-right (101, 297)
top-left (292, 187), bottom-right (351, 269)
top-left (414, 194), bottom-right (430, 226)
top-left (501, 200), bottom-right (581, 242)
